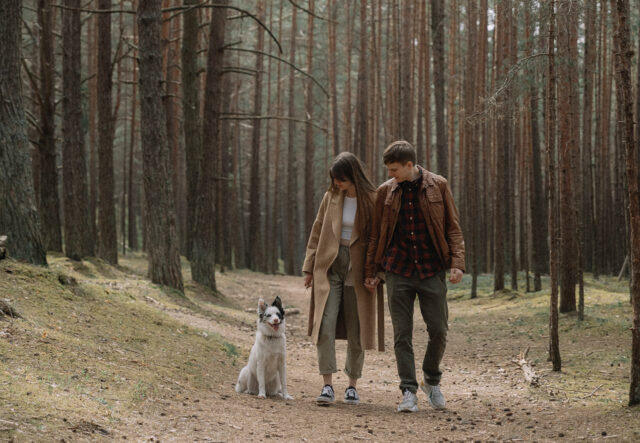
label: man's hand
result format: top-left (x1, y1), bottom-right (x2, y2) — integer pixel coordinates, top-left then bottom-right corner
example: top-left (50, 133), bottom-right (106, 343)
top-left (449, 268), bottom-right (463, 284)
top-left (364, 277), bottom-right (379, 292)
top-left (303, 272), bottom-right (313, 288)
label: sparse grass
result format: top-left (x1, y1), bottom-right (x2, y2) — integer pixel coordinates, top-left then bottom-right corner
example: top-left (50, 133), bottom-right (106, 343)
top-left (445, 271), bottom-right (633, 408)
top-left (0, 254), bottom-right (239, 441)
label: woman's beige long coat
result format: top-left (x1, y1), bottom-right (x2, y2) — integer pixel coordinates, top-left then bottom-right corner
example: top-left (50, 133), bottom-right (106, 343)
top-left (302, 190), bottom-right (385, 352)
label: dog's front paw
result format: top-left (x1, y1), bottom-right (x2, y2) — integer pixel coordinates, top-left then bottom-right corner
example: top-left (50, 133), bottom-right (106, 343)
top-left (258, 392), bottom-right (266, 399)
top-left (284, 393), bottom-right (294, 401)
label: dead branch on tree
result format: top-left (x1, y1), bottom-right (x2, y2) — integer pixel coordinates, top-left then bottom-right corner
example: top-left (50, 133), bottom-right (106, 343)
top-left (220, 114), bottom-right (327, 133)
top-left (226, 47), bottom-right (329, 97)
top-left (287, 0), bottom-right (335, 23)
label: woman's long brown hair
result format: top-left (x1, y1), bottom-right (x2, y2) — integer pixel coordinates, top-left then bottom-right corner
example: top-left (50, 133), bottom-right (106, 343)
top-left (328, 152), bottom-right (376, 239)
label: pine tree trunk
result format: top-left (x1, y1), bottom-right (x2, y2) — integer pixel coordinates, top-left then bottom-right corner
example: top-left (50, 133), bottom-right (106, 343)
top-left (353, 0), bottom-right (369, 160)
top-left (97, 0), bottom-right (118, 264)
top-left (62, 0), bottom-right (94, 260)
top-left (399, 0), bottom-right (413, 144)
top-left (610, 0), bottom-right (640, 406)
top-left (582, 1), bottom-right (597, 274)
top-left (328, 0), bottom-right (339, 156)
top-left (36, 0), bottom-right (62, 253)
top-left (181, 0), bottom-right (201, 260)
top-left (0, 0), bottom-right (47, 265)
top-left (128, 22), bottom-right (139, 252)
top-left (88, 11), bottom-right (99, 247)
top-left (191, 0), bottom-right (228, 289)
top-left (284, 5), bottom-right (299, 275)
top-left (303, 0), bottom-right (316, 241)
top-left (270, 0), bottom-right (285, 273)
top-left (248, 0), bottom-right (266, 271)
top-left (465, 0), bottom-right (478, 298)
top-left (431, 0), bottom-right (447, 176)
top-left (137, 0), bottom-right (184, 291)
top-left (493, 0), bottom-right (509, 292)
top-left (547, 0), bottom-right (561, 371)
top-left (557, 0), bottom-right (579, 313)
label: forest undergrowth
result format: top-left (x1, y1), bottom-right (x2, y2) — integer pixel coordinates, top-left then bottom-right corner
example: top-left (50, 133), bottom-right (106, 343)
top-left (0, 254), bottom-right (638, 442)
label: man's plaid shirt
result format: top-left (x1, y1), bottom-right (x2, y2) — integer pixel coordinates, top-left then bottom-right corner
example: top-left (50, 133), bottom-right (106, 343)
top-left (382, 169), bottom-right (444, 279)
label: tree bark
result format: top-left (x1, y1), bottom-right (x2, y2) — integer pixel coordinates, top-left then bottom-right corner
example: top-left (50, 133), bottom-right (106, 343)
top-left (303, 0), bottom-right (316, 241)
top-left (248, 0), bottom-right (266, 271)
top-left (353, 0), bottom-right (369, 161)
top-left (557, 0), bottom-right (579, 312)
top-left (547, 0), bottom-right (561, 371)
top-left (36, 0), bottom-right (62, 253)
top-left (190, 0), bottom-right (227, 290)
top-left (181, 0), bottom-right (201, 260)
top-left (610, 0), bottom-right (640, 406)
top-left (0, 0), bottom-right (47, 265)
top-left (97, 0), bottom-right (118, 264)
top-left (62, 0), bottom-right (94, 260)
top-left (137, 0), bottom-right (184, 291)
top-left (431, 0), bottom-right (447, 176)
top-left (328, 0), bottom-right (339, 156)
top-left (284, 5), bottom-right (299, 275)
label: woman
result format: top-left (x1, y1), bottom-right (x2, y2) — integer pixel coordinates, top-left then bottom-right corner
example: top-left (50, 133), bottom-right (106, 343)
top-left (302, 152), bottom-right (384, 406)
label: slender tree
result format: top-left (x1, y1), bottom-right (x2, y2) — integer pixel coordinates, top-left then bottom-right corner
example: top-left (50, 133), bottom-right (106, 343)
top-left (610, 0), bottom-right (640, 406)
top-left (97, 0), bottom-right (118, 264)
top-left (431, 0), bottom-right (447, 176)
top-left (36, 0), bottom-right (62, 252)
top-left (191, 0), bottom-right (228, 290)
top-left (557, 0), bottom-right (579, 312)
top-left (328, 0), bottom-right (340, 156)
top-left (284, 4), bottom-right (299, 275)
top-left (304, 0), bottom-right (316, 240)
top-left (0, 0), bottom-right (47, 265)
top-left (182, 0), bottom-right (201, 260)
top-left (248, 0), bottom-right (266, 271)
top-left (62, 0), bottom-right (94, 260)
top-left (137, 0), bottom-right (184, 291)
top-left (547, 0), bottom-right (561, 371)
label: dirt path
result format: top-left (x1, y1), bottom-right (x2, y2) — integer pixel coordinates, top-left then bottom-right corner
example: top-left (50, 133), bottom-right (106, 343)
top-left (122, 272), bottom-right (638, 442)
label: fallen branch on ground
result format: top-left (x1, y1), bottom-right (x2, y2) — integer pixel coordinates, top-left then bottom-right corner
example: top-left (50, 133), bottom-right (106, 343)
top-left (582, 384), bottom-right (603, 398)
top-left (511, 347), bottom-right (540, 386)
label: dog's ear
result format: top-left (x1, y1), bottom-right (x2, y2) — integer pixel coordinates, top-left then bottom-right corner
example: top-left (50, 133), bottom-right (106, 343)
top-left (272, 296), bottom-right (284, 316)
top-left (258, 298), bottom-right (266, 316)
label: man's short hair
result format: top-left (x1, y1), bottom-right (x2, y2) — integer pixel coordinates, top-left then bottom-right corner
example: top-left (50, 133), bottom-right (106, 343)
top-left (383, 140), bottom-right (417, 165)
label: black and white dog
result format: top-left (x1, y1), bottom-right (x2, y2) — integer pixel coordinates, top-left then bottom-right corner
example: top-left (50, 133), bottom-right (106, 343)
top-left (235, 296), bottom-right (293, 400)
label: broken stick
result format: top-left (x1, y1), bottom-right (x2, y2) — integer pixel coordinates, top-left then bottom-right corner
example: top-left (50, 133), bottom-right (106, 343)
top-left (512, 347), bottom-right (540, 386)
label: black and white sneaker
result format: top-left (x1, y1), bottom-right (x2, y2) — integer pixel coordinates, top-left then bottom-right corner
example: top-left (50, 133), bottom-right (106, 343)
top-left (316, 384), bottom-right (335, 404)
top-left (344, 386), bottom-right (360, 405)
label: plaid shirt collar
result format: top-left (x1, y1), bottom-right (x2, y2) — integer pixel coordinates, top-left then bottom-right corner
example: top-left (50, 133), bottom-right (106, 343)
top-left (390, 165), bottom-right (431, 193)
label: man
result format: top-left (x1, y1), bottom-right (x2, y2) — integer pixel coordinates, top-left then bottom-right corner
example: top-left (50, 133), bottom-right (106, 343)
top-left (365, 140), bottom-right (465, 412)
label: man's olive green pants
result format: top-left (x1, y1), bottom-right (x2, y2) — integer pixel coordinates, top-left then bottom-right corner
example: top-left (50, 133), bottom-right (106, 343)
top-left (386, 270), bottom-right (448, 393)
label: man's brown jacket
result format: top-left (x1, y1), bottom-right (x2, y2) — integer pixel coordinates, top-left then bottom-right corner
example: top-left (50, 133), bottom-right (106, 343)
top-left (365, 167), bottom-right (465, 279)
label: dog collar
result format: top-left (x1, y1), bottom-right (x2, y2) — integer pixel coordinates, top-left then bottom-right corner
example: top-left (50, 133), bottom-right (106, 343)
top-left (264, 334), bottom-right (282, 340)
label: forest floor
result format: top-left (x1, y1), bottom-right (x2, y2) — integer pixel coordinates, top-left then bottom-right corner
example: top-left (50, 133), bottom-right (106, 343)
top-left (1, 253), bottom-right (639, 442)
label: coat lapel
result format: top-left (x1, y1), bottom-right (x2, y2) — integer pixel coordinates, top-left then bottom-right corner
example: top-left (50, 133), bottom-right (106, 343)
top-left (330, 191), bottom-right (344, 241)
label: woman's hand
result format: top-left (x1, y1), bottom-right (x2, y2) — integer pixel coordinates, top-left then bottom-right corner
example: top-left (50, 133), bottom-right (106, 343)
top-left (303, 272), bottom-right (313, 288)
top-left (364, 277), bottom-right (379, 292)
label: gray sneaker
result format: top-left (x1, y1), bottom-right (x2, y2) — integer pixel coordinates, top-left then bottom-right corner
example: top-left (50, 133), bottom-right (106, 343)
top-left (344, 386), bottom-right (360, 405)
top-left (420, 381), bottom-right (446, 409)
top-left (316, 384), bottom-right (335, 404)
top-left (397, 389), bottom-right (418, 412)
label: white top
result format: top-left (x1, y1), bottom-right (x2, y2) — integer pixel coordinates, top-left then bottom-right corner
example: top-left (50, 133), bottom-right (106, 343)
top-left (341, 196), bottom-right (357, 240)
